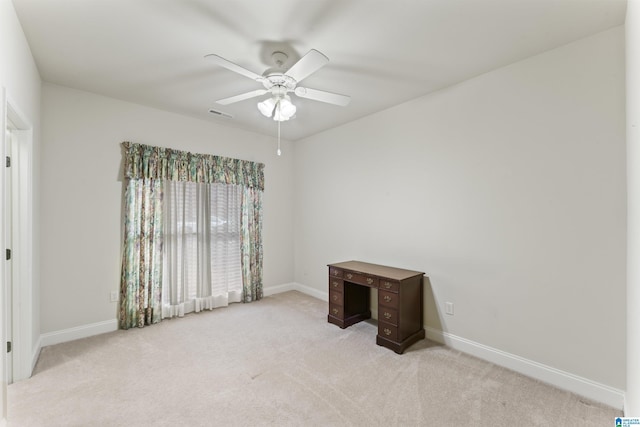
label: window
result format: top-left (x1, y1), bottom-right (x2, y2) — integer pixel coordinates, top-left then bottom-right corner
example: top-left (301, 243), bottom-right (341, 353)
top-left (119, 141), bottom-right (264, 329)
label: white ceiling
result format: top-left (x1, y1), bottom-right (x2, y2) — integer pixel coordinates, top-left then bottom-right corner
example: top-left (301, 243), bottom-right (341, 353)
top-left (12, 0), bottom-right (626, 141)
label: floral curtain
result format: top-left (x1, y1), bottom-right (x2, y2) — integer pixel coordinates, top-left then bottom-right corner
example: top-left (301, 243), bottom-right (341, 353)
top-left (122, 141), bottom-right (264, 190)
top-left (120, 179), bottom-right (164, 329)
top-left (241, 187), bottom-right (263, 302)
top-left (120, 142), bottom-right (264, 329)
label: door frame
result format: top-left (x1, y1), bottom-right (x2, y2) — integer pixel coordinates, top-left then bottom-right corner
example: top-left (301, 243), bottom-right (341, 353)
top-left (1, 87), bottom-right (35, 387)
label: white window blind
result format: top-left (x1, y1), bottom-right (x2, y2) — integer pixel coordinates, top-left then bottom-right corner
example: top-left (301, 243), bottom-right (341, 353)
top-left (162, 181), bottom-right (242, 318)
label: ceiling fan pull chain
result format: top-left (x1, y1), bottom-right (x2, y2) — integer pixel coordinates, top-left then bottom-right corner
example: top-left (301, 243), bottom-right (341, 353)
top-left (277, 101), bottom-right (282, 156)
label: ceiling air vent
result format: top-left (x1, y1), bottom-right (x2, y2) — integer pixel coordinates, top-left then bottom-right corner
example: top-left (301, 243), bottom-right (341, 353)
top-left (208, 109), bottom-right (233, 119)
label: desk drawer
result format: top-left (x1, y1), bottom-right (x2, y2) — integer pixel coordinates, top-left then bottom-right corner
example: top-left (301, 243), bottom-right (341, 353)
top-left (379, 290), bottom-right (399, 309)
top-left (378, 322), bottom-right (398, 341)
top-left (329, 267), bottom-right (343, 278)
top-left (329, 304), bottom-right (343, 319)
top-left (329, 290), bottom-right (343, 306)
top-left (379, 280), bottom-right (399, 293)
top-left (329, 278), bottom-right (343, 292)
top-left (343, 271), bottom-right (378, 287)
top-left (379, 307), bottom-right (398, 325)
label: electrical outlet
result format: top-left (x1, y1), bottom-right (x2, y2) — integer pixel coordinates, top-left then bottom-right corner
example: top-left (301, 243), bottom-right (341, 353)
top-left (110, 291), bottom-right (119, 303)
top-left (445, 302), bottom-right (454, 315)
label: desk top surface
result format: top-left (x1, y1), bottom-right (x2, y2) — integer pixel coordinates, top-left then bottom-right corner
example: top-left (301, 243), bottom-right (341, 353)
top-left (328, 260), bottom-right (425, 281)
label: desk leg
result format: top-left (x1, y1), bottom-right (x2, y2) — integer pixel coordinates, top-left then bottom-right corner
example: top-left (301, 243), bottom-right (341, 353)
top-left (376, 328), bottom-right (426, 354)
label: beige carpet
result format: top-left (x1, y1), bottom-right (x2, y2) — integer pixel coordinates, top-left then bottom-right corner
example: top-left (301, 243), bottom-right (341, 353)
top-left (9, 291), bottom-right (621, 426)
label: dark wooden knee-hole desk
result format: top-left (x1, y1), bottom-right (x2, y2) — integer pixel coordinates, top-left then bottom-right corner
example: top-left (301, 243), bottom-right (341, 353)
top-left (327, 260), bottom-right (425, 354)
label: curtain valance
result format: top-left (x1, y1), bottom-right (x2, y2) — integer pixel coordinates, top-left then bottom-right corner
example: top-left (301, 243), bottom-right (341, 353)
top-left (122, 141), bottom-right (264, 191)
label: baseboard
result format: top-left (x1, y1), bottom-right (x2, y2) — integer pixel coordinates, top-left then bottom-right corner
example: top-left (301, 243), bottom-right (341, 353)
top-left (264, 282), bottom-right (328, 301)
top-left (35, 288), bottom-right (623, 409)
top-left (425, 327), bottom-right (624, 410)
top-left (263, 282), bottom-right (298, 296)
top-left (292, 282), bottom-right (328, 301)
top-left (38, 286), bottom-right (317, 347)
top-left (40, 319), bottom-right (118, 348)
top-left (266, 284), bottom-right (625, 409)
top-left (31, 335), bottom-right (42, 373)
top-left (624, 395), bottom-right (628, 416)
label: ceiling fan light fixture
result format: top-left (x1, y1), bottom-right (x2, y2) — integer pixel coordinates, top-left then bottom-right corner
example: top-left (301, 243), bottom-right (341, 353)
top-left (257, 97), bottom-right (276, 117)
top-left (273, 96), bottom-right (296, 121)
top-left (258, 95), bottom-right (296, 121)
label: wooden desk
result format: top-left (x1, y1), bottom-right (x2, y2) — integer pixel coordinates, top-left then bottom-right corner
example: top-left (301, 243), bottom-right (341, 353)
top-left (327, 261), bottom-right (425, 354)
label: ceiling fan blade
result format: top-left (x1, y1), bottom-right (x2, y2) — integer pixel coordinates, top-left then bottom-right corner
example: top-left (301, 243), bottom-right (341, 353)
top-left (294, 87), bottom-right (351, 106)
top-left (205, 54), bottom-right (264, 82)
top-left (216, 89), bottom-right (267, 105)
top-left (284, 49), bottom-right (329, 83)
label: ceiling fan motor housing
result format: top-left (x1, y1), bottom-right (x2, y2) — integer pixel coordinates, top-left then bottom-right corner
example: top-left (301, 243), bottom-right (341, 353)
top-left (260, 51), bottom-right (297, 94)
top-left (262, 73), bottom-right (296, 93)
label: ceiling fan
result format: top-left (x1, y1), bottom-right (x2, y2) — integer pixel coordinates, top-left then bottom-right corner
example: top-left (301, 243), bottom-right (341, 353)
top-left (205, 49), bottom-right (351, 122)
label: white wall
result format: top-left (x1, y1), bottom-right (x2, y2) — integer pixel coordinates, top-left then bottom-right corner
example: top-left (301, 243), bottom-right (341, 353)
top-left (39, 83), bottom-right (294, 334)
top-left (294, 26), bottom-right (626, 398)
top-left (0, 0), bottom-right (41, 420)
top-left (627, 0), bottom-right (640, 416)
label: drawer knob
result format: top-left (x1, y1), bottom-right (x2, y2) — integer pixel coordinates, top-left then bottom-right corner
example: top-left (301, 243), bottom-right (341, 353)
top-left (383, 312), bottom-right (392, 319)
top-left (366, 278), bottom-right (374, 285)
top-left (332, 308), bottom-right (338, 315)
top-left (346, 273), bottom-right (353, 279)
top-left (383, 282), bottom-right (392, 289)
top-left (384, 328), bottom-right (392, 336)
top-left (383, 295), bottom-right (392, 303)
